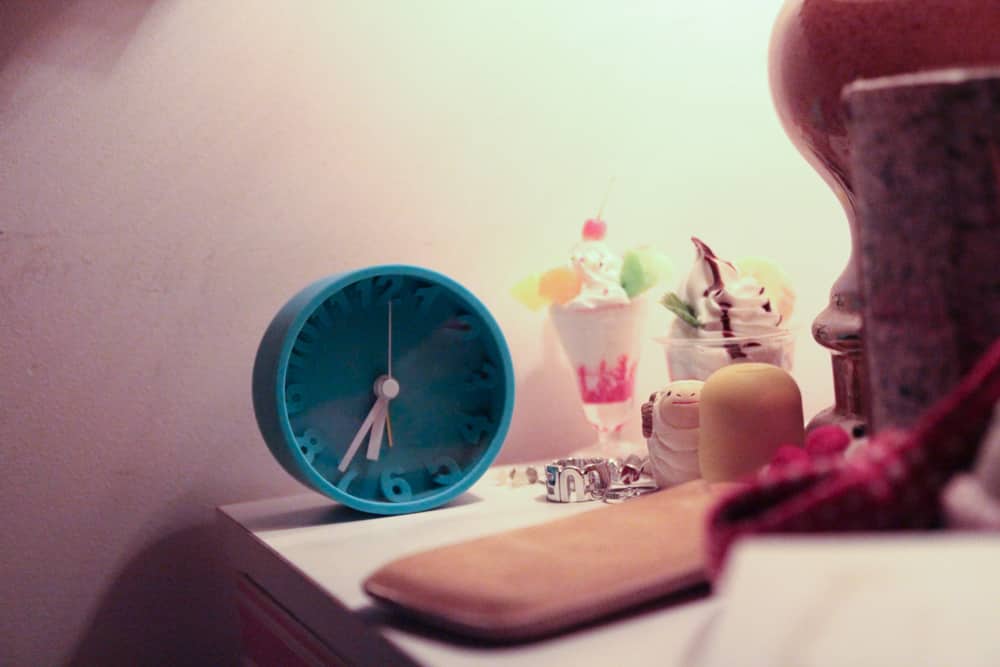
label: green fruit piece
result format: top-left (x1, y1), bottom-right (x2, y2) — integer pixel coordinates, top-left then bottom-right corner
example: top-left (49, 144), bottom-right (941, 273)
top-left (621, 248), bottom-right (673, 298)
top-left (639, 248), bottom-right (673, 285)
top-left (511, 273), bottom-right (548, 311)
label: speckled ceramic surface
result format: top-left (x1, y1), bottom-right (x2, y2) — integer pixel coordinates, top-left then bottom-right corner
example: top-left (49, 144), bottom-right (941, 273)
top-left (845, 68), bottom-right (1000, 431)
top-left (769, 0), bottom-right (1000, 432)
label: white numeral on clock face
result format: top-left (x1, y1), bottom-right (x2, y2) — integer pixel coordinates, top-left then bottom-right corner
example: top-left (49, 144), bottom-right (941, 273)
top-left (459, 414), bottom-right (493, 445)
top-left (375, 276), bottom-right (404, 305)
top-left (354, 279), bottom-right (373, 308)
top-left (311, 304), bottom-right (333, 330)
top-left (380, 468), bottom-right (413, 502)
top-left (292, 337), bottom-right (315, 357)
top-left (328, 291), bottom-right (351, 315)
top-left (285, 384), bottom-right (307, 415)
top-left (426, 456), bottom-right (462, 486)
top-left (299, 322), bottom-right (321, 341)
top-left (296, 428), bottom-right (325, 463)
top-left (337, 469), bottom-right (358, 492)
top-left (464, 361), bottom-right (498, 390)
top-left (454, 314), bottom-right (480, 341)
top-left (415, 286), bottom-right (442, 314)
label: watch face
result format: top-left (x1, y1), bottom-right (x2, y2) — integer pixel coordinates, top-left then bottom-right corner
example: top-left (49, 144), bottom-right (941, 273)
top-left (253, 265), bottom-right (514, 514)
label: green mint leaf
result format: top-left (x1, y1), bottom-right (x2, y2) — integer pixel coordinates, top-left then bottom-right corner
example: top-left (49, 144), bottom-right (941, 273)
top-left (660, 292), bottom-right (702, 328)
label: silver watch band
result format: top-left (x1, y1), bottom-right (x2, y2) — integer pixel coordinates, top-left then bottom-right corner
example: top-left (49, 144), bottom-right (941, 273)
top-left (545, 455), bottom-right (656, 503)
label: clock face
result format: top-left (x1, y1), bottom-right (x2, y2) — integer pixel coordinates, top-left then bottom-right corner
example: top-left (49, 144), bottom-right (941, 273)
top-left (253, 265), bottom-right (514, 515)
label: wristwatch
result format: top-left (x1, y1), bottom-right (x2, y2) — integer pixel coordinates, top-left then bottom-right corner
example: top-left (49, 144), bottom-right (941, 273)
top-left (545, 455), bottom-right (657, 503)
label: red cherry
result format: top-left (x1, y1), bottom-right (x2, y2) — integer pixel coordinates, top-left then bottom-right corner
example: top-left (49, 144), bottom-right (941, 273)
top-left (582, 218), bottom-right (606, 241)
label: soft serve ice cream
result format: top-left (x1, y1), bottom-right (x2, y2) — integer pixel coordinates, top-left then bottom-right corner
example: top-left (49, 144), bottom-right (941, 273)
top-left (661, 237), bottom-right (795, 380)
top-left (677, 237), bottom-right (783, 335)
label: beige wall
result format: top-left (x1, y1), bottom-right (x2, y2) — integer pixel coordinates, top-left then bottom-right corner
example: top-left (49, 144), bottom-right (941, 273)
top-left (0, 1), bottom-right (843, 663)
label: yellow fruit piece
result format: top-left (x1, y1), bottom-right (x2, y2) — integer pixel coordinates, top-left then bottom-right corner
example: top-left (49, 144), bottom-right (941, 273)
top-left (539, 267), bottom-right (582, 305)
top-left (511, 274), bottom-right (548, 311)
top-left (736, 257), bottom-right (796, 321)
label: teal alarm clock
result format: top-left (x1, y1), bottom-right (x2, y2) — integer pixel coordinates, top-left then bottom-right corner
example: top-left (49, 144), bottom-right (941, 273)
top-left (252, 265), bottom-right (515, 515)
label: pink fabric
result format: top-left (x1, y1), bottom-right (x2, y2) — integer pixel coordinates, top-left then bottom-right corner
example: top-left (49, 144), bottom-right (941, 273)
top-left (770, 445), bottom-right (811, 468)
top-left (804, 424), bottom-right (851, 458)
top-left (706, 338), bottom-right (1000, 579)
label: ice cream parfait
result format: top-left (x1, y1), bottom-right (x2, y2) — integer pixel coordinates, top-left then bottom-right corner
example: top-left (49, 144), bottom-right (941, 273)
top-left (657, 238), bottom-right (796, 381)
top-left (513, 218), bottom-right (671, 458)
top-left (550, 297), bottom-right (648, 458)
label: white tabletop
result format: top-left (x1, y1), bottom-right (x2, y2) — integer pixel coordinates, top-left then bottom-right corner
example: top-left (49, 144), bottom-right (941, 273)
top-left (702, 535), bottom-right (1000, 667)
top-left (219, 469), bottom-right (1000, 666)
top-left (218, 469), bottom-right (718, 666)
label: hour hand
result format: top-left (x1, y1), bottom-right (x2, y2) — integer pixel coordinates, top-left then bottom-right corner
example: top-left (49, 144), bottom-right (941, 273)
top-left (366, 375), bottom-right (400, 462)
top-left (338, 398), bottom-right (384, 473)
top-left (365, 399), bottom-right (388, 462)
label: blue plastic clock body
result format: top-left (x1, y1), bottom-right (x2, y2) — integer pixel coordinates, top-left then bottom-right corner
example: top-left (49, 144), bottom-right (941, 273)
top-left (252, 265), bottom-right (515, 515)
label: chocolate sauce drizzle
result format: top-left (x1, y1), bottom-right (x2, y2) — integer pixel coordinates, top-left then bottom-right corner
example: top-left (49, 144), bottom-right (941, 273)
top-left (690, 237), bottom-right (775, 360)
top-left (692, 237), bottom-right (741, 358)
top-left (692, 237), bottom-right (730, 301)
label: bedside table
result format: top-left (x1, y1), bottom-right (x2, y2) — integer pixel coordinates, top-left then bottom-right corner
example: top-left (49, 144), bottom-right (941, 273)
top-left (217, 471), bottom-right (717, 666)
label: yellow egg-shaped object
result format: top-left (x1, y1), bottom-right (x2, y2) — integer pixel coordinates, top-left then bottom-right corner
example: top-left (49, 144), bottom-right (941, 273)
top-left (699, 363), bottom-right (804, 482)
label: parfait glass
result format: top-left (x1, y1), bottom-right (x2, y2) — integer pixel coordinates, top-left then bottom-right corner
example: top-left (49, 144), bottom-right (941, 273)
top-left (549, 298), bottom-right (649, 460)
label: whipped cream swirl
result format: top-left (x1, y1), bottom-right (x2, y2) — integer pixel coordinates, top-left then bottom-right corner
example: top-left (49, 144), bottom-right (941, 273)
top-left (679, 238), bottom-right (782, 336)
top-left (566, 239), bottom-right (630, 309)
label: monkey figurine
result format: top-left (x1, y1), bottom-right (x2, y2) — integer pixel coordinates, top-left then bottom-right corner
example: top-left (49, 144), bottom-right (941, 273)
top-left (641, 380), bottom-right (704, 488)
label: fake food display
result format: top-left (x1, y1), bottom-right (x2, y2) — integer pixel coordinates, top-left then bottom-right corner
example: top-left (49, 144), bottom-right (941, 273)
top-left (514, 218), bottom-right (670, 458)
top-left (512, 217), bottom-right (672, 311)
top-left (657, 237), bottom-right (795, 381)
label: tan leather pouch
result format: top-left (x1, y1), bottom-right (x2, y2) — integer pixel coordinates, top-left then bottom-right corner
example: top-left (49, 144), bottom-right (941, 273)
top-left (364, 480), bottom-right (728, 641)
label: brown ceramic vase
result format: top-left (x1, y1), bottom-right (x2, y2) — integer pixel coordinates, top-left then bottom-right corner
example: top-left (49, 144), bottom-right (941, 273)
top-left (769, 0), bottom-right (1000, 434)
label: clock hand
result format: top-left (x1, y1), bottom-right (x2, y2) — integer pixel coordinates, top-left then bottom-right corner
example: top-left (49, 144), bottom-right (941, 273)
top-left (366, 375), bottom-right (400, 461)
top-left (385, 300), bottom-right (394, 448)
top-left (338, 396), bottom-right (385, 473)
top-left (340, 375), bottom-right (401, 472)
top-left (366, 399), bottom-right (388, 461)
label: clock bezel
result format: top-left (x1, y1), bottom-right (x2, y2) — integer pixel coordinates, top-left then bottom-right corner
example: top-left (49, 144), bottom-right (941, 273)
top-left (252, 264), bottom-right (515, 515)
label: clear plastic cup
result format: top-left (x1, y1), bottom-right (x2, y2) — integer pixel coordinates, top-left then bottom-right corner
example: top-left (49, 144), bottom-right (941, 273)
top-left (655, 326), bottom-right (796, 381)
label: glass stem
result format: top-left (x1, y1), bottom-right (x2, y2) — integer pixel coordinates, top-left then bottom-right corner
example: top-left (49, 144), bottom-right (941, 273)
top-left (591, 423), bottom-right (627, 459)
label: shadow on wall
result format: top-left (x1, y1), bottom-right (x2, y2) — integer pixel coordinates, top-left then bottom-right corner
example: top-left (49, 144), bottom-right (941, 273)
top-left (0, 0), bottom-right (157, 97)
top-left (0, 0), bottom-right (74, 68)
top-left (501, 317), bottom-right (596, 463)
top-left (67, 523), bottom-right (240, 667)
